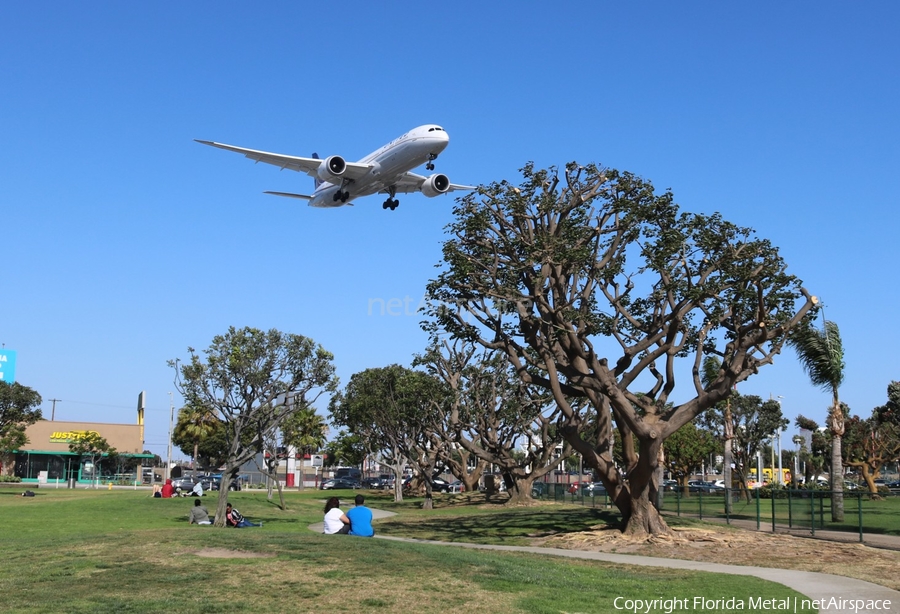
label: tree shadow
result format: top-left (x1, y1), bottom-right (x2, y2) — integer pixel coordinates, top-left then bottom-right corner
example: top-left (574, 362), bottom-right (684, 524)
top-left (377, 506), bottom-right (620, 543)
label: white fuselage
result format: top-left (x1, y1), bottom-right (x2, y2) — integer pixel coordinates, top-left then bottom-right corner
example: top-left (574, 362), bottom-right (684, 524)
top-left (309, 125), bottom-right (449, 208)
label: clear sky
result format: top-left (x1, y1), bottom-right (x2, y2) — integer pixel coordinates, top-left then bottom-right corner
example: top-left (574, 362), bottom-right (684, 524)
top-left (3, 3), bottom-right (898, 461)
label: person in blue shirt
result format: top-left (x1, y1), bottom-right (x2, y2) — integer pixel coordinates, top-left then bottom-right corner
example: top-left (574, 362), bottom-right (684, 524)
top-left (345, 494), bottom-right (374, 537)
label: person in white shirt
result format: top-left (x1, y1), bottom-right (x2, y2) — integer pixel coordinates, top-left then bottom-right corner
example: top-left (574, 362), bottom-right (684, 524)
top-left (323, 496), bottom-right (350, 534)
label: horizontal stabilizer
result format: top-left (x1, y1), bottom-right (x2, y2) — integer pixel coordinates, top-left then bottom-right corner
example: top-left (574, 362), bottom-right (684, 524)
top-left (264, 191), bottom-right (313, 200)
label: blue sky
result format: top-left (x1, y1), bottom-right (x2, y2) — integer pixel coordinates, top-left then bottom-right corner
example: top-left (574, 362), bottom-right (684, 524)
top-left (3, 3), bottom-right (898, 460)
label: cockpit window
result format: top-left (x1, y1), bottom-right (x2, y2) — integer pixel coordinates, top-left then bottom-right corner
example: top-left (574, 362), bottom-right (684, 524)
top-left (428, 127), bottom-right (444, 132)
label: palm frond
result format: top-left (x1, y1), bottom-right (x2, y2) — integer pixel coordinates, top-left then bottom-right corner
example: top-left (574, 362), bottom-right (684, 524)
top-left (787, 320), bottom-right (845, 392)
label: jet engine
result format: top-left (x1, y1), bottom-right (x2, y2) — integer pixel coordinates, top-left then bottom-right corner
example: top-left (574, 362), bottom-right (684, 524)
top-left (316, 155), bottom-right (347, 182)
top-left (421, 173), bottom-right (451, 198)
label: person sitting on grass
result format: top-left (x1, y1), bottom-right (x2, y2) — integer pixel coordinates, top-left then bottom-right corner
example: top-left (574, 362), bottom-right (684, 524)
top-left (189, 499), bottom-right (211, 525)
top-left (346, 494), bottom-right (375, 537)
top-left (322, 496), bottom-right (350, 535)
top-left (225, 503), bottom-right (262, 528)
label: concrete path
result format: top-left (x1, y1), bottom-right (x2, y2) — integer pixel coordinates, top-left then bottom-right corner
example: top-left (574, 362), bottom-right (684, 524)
top-left (311, 508), bottom-right (899, 613)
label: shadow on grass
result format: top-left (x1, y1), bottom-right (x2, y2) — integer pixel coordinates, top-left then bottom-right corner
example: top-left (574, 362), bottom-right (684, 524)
top-left (377, 505), bottom-right (622, 544)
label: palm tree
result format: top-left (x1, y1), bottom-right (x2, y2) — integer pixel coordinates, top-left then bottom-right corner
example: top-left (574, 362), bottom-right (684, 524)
top-left (282, 406), bottom-right (328, 489)
top-left (176, 404), bottom-right (220, 470)
top-left (787, 319), bottom-right (845, 521)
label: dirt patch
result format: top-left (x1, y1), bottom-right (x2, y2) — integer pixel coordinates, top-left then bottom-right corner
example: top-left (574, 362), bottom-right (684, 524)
top-left (534, 525), bottom-right (900, 590)
top-left (193, 547), bottom-right (276, 559)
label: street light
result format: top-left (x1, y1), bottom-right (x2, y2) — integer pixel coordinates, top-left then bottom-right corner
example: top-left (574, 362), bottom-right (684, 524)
top-left (776, 396), bottom-right (784, 485)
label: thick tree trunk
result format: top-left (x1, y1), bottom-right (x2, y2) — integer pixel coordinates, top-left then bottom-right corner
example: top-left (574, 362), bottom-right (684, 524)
top-left (391, 463), bottom-right (404, 502)
top-left (619, 439), bottom-right (673, 537)
top-left (622, 490), bottom-right (671, 536)
top-left (505, 475), bottom-right (536, 505)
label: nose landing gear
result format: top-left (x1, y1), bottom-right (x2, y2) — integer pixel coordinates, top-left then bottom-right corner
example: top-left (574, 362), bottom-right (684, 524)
top-left (425, 153), bottom-right (438, 171)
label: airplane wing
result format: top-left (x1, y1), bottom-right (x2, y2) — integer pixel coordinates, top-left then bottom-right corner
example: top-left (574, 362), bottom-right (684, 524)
top-left (195, 140), bottom-right (373, 182)
top-left (264, 191), bottom-right (312, 200)
top-left (390, 171), bottom-right (477, 194)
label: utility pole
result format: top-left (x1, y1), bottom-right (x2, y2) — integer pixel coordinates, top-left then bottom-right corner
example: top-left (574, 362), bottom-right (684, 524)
top-left (167, 392), bottom-right (175, 480)
top-left (49, 399), bottom-right (61, 421)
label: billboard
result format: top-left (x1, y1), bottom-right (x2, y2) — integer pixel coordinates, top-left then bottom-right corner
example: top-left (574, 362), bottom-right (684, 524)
top-left (0, 349), bottom-right (16, 383)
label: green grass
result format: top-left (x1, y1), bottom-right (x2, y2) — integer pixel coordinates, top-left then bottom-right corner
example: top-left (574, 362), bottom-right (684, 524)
top-left (0, 489), bottom-right (817, 613)
top-left (646, 489), bottom-right (900, 535)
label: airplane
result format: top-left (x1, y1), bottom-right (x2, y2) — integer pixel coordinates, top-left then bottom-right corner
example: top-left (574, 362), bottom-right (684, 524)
top-left (195, 124), bottom-right (475, 211)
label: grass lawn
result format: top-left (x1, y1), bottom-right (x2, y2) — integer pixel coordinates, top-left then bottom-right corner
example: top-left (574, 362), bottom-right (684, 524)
top-left (649, 490), bottom-right (900, 535)
top-left (0, 488), bottom-right (817, 613)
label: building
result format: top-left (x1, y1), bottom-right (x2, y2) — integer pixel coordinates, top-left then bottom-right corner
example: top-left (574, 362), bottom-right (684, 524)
top-left (5, 419), bottom-right (152, 485)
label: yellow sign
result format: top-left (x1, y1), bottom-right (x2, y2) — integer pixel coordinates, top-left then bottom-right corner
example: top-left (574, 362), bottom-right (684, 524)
top-left (49, 430), bottom-right (100, 444)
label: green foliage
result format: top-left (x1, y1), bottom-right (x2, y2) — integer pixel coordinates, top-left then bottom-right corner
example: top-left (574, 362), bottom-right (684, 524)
top-left (322, 430), bottom-right (366, 467)
top-left (787, 320), bottom-right (845, 395)
top-left (281, 405), bottom-right (328, 457)
top-left (728, 395), bottom-right (787, 483)
top-left (171, 326), bottom-right (337, 475)
top-left (0, 380), bottom-right (43, 451)
top-left (665, 422), bottom-right (718, 481)
top-left (329, 365), bottom-right (448, 471)
top-left (423, 160), bottom-right (816, 532)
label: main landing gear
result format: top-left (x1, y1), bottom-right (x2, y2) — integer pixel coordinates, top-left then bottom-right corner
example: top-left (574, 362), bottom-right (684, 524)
top-left (382, 187), bottom-right (399, 210)
top-left (332, 189), bottom-right (350, 203)
top-left (425, 152), bottom-right (438, 171)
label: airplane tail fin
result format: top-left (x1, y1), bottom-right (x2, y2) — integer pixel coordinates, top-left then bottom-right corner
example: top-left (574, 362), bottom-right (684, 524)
top-left (312, 152), bottom-right (322, 189)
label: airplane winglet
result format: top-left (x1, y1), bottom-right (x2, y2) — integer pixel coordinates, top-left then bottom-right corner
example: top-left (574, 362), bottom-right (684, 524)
top-left (264, 191), bottom-right (313, 200)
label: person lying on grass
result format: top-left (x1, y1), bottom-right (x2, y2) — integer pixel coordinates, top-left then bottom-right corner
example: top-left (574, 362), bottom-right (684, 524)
top-left (225, 503), bottom-right (261, 528)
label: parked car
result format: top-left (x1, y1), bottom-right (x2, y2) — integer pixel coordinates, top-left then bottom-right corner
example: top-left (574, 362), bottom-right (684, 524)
top-left (431, 477), bottom-right (452, 493)
top-left (362, 474), bottom-right (394, 489)
top-left (335, 467), bottom-right (362, 482)
top-left (662, 479), bottom-right (678, 492)
top-left (581, 482), bottom-right (608, 496)
top-left (448, 480), bottom-right (463, 493)
top-left (688, 480), bottom-right (724, 493)
top-left (887, 480), bottom-right (900, 489)
top-left (320, 478), bottom-right (360, 490)
top-left (209, 476), bottom-right (241, 491)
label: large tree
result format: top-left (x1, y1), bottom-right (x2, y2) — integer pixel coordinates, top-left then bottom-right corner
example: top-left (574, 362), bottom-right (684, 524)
top-left (665, 422), bottom-right (718, 493)
top-left (68, 431), bottom-right (116, 488)
top-left (329, 365), bottom-right (448, 504)
top-left (787, 319), bottom-right (846, 521)
top-left (171, 326), bottom-right (337, 526)
top-left (844, 383), bottom-right (900, 495)
top-left (729, 395), bottom-right (787, 500)
top-left (418, 339), bottom-right (571, 504)
top-left (425, 163), bottom-right (815, 535)
top-left (0, 381), bottom-right (42, 452)
top-left (844, 413), bottom-right (900, 495)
